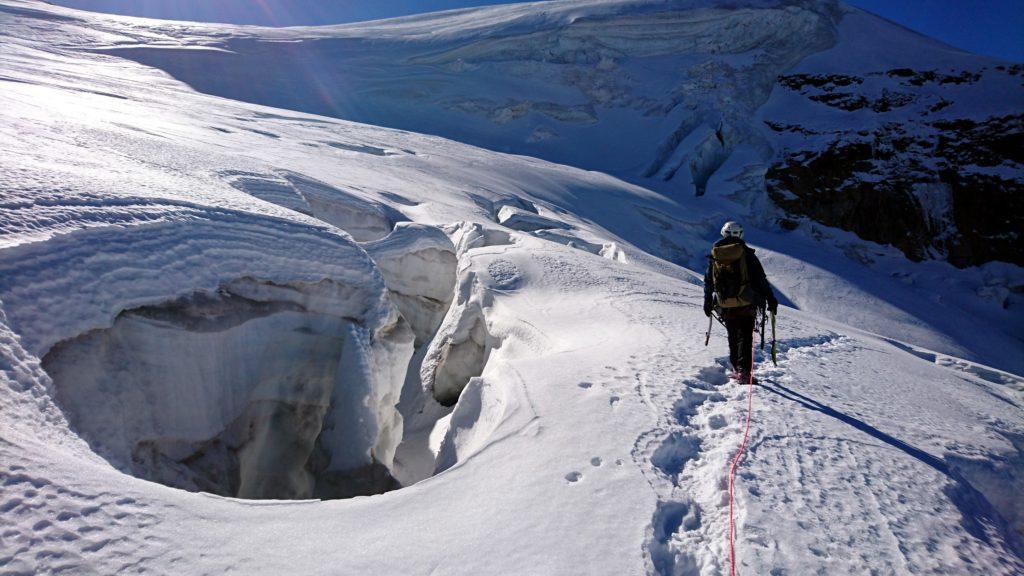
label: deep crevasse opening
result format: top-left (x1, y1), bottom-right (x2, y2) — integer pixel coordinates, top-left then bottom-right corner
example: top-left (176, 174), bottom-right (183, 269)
top-left (36, 219), bottom-right (498, 501)
top-left (376, 222), bottom-right (508, 485)
top-left (35, 214), bottom-right (516, 502)
top-left (43, 281), bottom-right (412, 500)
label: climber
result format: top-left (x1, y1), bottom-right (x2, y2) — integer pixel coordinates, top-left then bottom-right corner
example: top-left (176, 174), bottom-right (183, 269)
top-left (703, 221), bottom-right (778, 383)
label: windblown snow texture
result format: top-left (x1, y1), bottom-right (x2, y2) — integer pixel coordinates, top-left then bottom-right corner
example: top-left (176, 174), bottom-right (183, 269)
top-left (0, 1), bottom-right (1022, 575)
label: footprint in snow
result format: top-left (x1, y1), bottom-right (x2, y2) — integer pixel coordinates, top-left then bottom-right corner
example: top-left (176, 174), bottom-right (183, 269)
top-left (565, 472), bottom-right (583, 483)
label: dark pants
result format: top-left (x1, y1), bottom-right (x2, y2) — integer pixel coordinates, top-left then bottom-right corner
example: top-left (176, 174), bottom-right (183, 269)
top-left (723, 308), bottom-right (756, 376)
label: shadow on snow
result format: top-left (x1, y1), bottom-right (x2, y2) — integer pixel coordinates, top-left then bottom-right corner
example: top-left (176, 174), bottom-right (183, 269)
top-left (761, 380), bottom-right (1024, 561)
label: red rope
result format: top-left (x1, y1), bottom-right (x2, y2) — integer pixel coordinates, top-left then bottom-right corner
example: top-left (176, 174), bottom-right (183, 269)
top-left (727, 329), bottom-right (756, 575)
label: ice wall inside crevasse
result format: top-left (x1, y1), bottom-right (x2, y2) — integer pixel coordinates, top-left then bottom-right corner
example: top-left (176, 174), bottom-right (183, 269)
top-left (364, 223), bottom-right (459, 347)
top-left (42, 281), bottom-right (414, 500)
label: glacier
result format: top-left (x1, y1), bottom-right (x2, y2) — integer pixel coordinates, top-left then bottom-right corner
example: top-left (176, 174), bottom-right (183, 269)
top-left (0, 0), bottom-right (1022, 575)
top-left (81, 0), bottom-right (1023, 269)
top-left (25, 0), bottom-right (1021, 375)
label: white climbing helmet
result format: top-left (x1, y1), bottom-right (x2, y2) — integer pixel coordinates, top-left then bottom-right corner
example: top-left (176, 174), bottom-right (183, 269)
top-left (720, 221), bottom-right (744, 239)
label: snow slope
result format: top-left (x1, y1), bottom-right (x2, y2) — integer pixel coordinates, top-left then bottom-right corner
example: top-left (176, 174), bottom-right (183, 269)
top-left (6, 0), bottom-right (1020, 376)
top-left (1, 1), bottom-right (1022, 574)
top-left (58, 0), bottom-right (1024, 271)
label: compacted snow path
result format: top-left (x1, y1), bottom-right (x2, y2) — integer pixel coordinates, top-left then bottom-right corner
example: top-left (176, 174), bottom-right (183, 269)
top-left (620, 291), bottom-right (1024, 575)
top-left (743, 337), bottom-right (1024, 574)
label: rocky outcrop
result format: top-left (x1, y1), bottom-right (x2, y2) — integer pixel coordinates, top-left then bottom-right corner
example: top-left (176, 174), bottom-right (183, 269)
top-left (766, 60), bottom-right (1024, 268)
top-left (767, 140), bottom-right (932, 261)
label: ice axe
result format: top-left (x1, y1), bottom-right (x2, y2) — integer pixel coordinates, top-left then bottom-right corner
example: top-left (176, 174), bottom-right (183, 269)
top-left (770, 311), bottom-right (778, 366)
top-left (705, 310), bottom-right (724, 346)
top-left (759, 307), bottom-right (767, 351)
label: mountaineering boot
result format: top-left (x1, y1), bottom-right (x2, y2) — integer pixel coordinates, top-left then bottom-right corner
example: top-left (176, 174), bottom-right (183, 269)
top-left (730, 371), bottom-right (758, 384)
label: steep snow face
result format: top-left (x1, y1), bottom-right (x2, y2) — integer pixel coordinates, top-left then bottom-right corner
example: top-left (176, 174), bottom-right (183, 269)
top-left (96, 1), bottom-right (838, 195)
top-left (0, 203), bottom-right (417, 501)
top-left (364, 223), bottom-right (459, 346)
top-left (74, 0), bottom-right (1023, 270)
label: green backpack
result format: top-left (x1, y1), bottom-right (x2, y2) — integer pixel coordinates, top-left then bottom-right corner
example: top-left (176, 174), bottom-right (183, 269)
top-left (711, 243), bottom-right (754, 309)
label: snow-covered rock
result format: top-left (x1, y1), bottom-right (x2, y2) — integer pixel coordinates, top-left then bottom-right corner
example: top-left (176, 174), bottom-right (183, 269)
top-left (760, 11), bottom-right (1024, 266)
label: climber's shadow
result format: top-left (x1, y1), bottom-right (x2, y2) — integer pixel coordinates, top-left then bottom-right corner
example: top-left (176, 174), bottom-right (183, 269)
top-left (760, 379), bottom-right (1022, 556)
top-left (762, 381), bottom-right (948, 474)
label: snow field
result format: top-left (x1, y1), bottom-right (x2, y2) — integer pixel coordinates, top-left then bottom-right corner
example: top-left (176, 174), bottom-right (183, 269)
top-left (0, 1), bottom-right (1022, 574)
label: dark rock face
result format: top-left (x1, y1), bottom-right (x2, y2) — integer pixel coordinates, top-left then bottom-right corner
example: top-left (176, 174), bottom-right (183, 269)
top-left (766, 64), bottom-right (1024, 268)
top-left (778, 73), bottom-right (863, 91)
top-left (932, 116), bottom-right (1024, 167)
top-left (942, 170), bottom-right (1024, 266)
top-left (767, 140), bottom-right (933, 261)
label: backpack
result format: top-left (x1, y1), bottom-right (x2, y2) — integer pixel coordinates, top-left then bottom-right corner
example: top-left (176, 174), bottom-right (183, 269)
top-left (711, 243), bottom-right (754, 309)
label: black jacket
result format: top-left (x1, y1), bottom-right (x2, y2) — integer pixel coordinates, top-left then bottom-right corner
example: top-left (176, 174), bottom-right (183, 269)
top-left (703, 237), bottom-right (778, 312)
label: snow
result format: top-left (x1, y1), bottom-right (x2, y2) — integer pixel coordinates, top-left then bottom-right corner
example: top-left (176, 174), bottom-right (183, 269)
top-left (24, 0), bottom-right (1017, 372)
top-left (0, 1), bottom-right (1022, 575)
top-left (495, 204), bottom-right (571, 232)
top-left (364, 222), bottom-right (458, 345)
